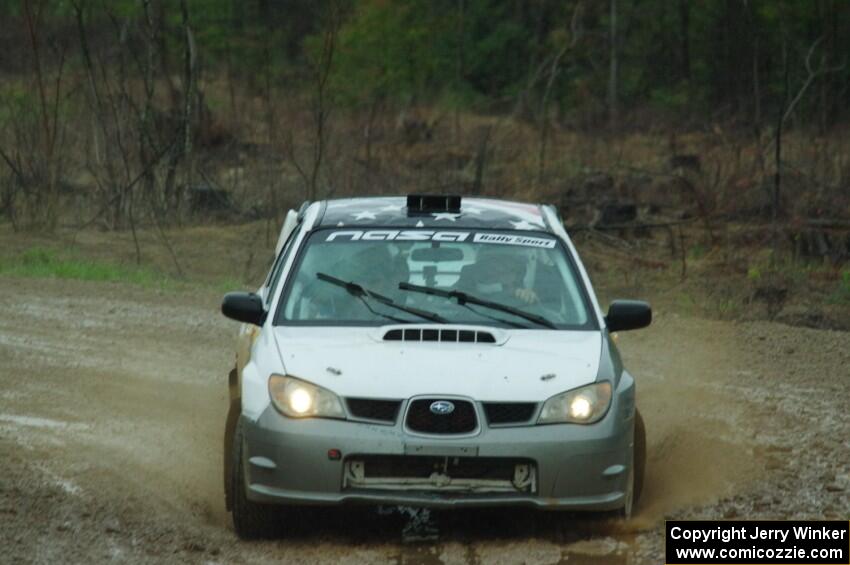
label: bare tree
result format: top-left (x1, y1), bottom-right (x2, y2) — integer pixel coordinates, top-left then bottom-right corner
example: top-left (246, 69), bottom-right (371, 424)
top-left (288, 1), bottom-right (343, 202)
top-left (536, 2), bottom-right (583, 186)
top-left (782, 36), bottom-right (845, 125)
top-left (179, 0), bottom-right (197, 204)
top-left (0, 0), bottom-right (70, 229)
top-left (771, 33), bottom-right (845, 261)
top-left (608, 0), bottom-right (618, 130)
top-left (69, 0), bottom-right (187, 273)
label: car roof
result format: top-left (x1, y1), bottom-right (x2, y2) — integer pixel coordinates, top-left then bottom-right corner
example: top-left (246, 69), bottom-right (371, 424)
top-left (316, 196), bottom-right (554, 232)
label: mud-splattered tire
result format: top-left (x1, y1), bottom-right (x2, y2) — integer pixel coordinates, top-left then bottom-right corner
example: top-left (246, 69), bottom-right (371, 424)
top-left (231, 419), bottom-right (281, 539)
top-left (633, 409), bottom-right (646, 506)
top-left (617, 409), bottom-right (646, 519)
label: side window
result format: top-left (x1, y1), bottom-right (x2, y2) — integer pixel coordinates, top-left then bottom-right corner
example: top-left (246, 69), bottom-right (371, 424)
top-left (264, 225), bottom-right (300, 306)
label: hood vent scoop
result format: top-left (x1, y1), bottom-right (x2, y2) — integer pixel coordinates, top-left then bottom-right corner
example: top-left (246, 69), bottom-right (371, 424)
top-left (383, 328), bottom-right (496, 344)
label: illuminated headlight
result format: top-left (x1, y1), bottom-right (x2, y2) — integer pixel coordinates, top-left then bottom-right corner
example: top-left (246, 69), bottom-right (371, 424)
top-left (538, 382), bottom-right (612, 424)
top-left (268, 375), bottom-right (346, 419)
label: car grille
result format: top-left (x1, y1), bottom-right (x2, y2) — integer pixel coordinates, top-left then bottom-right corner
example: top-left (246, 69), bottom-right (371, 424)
top-left (483, 402), bottom-right (537, 425)
top-left (406, 398), bottom-right (477, 434)
top-left (346, 398), bottom-right (401, 423)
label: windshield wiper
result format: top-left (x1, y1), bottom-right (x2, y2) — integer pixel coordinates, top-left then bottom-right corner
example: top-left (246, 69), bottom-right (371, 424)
top-left (398, 282), bottom-right (557, 329)
top-left (316, 273), bottom-right (448, 324)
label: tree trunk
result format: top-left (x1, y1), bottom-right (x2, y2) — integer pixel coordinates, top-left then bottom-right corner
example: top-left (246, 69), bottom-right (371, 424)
top-left (753, 36), bottom-right (761, 127)
top-left (678, 0), bottom-right (690, 81)
top-left (773, 34), bottom-right (790, 264)
top-left (608, 0), bottom-right (618, 130)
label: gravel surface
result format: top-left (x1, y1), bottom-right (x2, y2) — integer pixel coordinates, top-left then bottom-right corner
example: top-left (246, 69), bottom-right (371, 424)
top-left (1, 277), bottom-right (847, 564)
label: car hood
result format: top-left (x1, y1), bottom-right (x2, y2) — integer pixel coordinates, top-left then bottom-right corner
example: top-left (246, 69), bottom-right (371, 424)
top-left (272, 326), bottom-right (601, 401)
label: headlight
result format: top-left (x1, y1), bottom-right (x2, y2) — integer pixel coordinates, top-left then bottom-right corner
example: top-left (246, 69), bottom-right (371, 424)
top-left (538, 382), bottom-right (612, 424)
top-left (268, 375), bottom-right (346, 419)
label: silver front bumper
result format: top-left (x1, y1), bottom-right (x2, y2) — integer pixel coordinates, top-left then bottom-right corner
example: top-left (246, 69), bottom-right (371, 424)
top-left (241, 380), bottom-right (635, 511)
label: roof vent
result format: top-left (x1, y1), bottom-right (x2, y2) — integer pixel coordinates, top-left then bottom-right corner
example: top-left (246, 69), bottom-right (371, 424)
top-left (407, 194), bottom-right (461, 214)
top-left (383, 328), bottom-right (496, 343)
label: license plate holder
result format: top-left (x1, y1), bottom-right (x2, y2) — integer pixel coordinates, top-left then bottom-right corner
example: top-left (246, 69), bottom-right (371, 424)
top-left (403, 444), bottom-right (479, 457)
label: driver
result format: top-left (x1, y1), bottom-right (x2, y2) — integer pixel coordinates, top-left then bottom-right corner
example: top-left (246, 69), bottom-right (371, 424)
top-left (456, 246), bottom-right (538, 305)
top-left (308, 244), bottom-right (408, 320)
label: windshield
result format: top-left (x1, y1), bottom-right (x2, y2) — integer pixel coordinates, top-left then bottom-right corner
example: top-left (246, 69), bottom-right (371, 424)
top-left (276, 228), bottom-right (594, 329)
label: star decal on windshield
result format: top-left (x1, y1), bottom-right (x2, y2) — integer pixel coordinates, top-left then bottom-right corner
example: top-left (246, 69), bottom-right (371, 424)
top-left (510, 219), bottom-right (544, 230)
top-left (432, 213), bottom-right (460, 222)
top-left (352, 211), bottom-right (377, 221)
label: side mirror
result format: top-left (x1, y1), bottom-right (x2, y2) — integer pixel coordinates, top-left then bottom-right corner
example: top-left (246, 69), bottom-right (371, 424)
top-left (605, 300), bottom-right (651, 332)
top-left (222, 292), bottom-right (266, 326)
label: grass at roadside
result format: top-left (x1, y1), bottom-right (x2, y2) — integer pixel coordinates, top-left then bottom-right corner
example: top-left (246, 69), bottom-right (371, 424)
top-left (0, 247), bottom-right (244, 293)
top-left (0, 247), bottom-right (166, 285)
top-left (828, 270), bottom-right (850, 305)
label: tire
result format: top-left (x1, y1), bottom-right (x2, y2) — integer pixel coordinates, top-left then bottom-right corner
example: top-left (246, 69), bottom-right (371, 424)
top-left (223, 393), bottom-right (240, 512)
top-left (230, 419), bottom-right (282, 539)
top-left (615, 408), bottom-right (646, 520)
top-left (633, 409), bottom-right (646, 506)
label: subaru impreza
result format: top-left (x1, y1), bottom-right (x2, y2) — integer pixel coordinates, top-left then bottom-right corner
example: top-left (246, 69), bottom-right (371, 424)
top-left (221, 194), bottom-right (651, 538)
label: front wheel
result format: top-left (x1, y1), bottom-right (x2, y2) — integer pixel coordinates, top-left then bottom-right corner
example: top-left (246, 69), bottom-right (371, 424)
top-left (230, 419), bottom-right (282, 539)
top-left (619, 409), bottom-right (646, 519)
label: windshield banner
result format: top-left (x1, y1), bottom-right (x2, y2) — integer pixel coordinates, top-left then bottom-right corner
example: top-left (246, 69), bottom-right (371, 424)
top-left (323, 230), bottom-right (556, 248)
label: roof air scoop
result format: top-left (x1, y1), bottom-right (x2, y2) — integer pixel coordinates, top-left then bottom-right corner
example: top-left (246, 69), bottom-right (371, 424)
top-left (407, 194), bottom-right (462, 215)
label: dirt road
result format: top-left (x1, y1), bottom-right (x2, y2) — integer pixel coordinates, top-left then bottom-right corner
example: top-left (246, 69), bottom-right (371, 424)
top-left (1, 277), bottom-right (847, 564)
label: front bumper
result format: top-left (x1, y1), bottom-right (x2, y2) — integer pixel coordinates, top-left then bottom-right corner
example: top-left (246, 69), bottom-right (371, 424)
top-left (241, 382), bottom-right (635, 511)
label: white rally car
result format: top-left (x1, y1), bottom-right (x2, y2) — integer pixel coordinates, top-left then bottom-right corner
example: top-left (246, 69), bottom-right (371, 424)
top-left (221, 195), bottom-right (651, 538)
